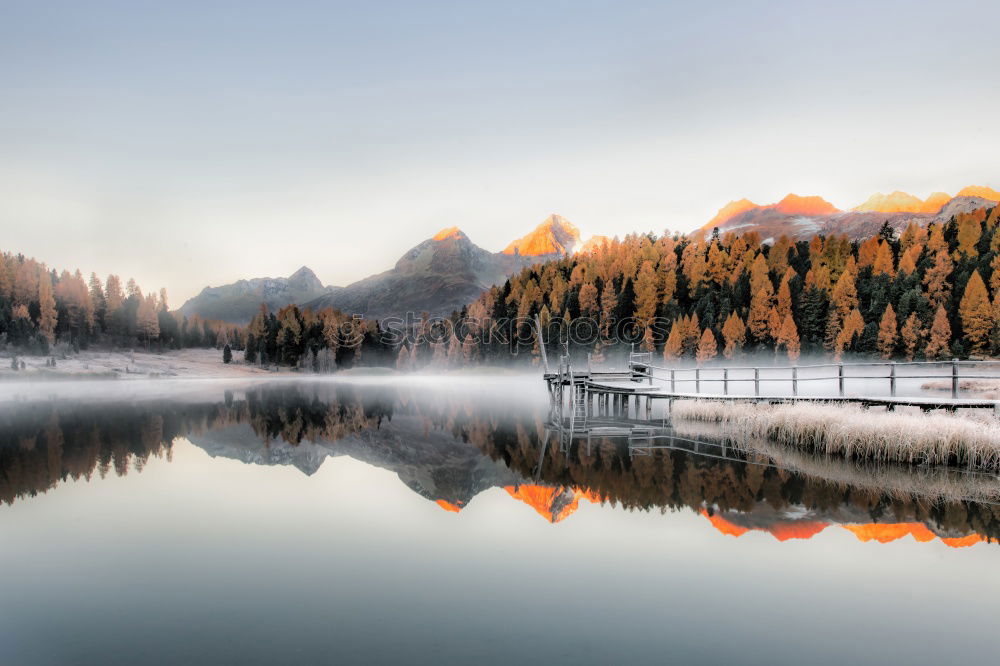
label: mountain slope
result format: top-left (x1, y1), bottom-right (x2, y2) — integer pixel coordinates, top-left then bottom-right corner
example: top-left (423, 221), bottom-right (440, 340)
top-left (304, 217), bottom-right (576, 319)
top-left (502, 214), bottom-right (580, 256)
top-left (701, 188), bottom-right (1000, 241)
top-left (177, 266), bottom-right (335, 323)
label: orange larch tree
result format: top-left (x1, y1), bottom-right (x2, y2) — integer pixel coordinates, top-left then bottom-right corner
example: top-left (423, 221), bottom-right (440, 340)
top-left (872, 241), bottom-right (895, 277)
top-left (955, 214), bottom-right (982, 259)
top-left (776, 274), bottom-right (793, 321)
top-left (663, 320), bottom-right (683, 361)
top-left (830, 269), bottom-right (858, 319)
top-left (924, 306), bottom-right (952, 360)
top-left (958, 270), bottom-right (993, 355)
top-left (922, 250), bottom-right (953, 309)
top-left (836, 308), bottom-right (865, 358)
top-left (899, 312), bottom-right (923, 361)
top-left (696, 328), bottom-right (717, 364)
top-left (721, 312), bottom-right (746, 359)
top-left (776, 314), bottom-right (800, 362)
top-left (748, 285), bottom-right (774, 342)
top-left (876, 304), bottom-right (897, 359)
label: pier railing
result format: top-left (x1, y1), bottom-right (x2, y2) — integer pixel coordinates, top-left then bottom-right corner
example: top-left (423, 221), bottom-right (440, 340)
top-left (630, 354), bottom-right (1000, 399)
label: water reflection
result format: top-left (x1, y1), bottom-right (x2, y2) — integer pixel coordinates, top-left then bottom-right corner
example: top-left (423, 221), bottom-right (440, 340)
top-left (2, 378), bottom-right (998, 548)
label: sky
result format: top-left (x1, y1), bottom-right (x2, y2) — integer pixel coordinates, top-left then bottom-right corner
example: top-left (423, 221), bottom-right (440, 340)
top-left (1, 0), bottom-right (998, 305)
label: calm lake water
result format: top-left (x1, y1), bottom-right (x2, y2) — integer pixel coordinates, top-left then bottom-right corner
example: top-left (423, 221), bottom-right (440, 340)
top-left (1, 375), bottom-right (999, 665)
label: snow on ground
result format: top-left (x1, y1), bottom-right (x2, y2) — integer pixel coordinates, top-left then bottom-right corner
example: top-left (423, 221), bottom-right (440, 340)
top-left (0, 348), bottom-right (274, 380)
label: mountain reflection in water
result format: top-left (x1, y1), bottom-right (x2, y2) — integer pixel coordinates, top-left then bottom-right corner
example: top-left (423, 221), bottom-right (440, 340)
top-left (2, 378), bottom-right (998, 548)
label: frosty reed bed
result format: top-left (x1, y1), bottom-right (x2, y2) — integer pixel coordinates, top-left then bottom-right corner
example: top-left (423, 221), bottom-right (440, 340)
top-left (671, 400), bottom-right (1000, 471)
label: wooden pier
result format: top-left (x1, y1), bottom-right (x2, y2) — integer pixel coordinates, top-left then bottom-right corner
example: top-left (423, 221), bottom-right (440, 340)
top-left (543, 349), bottom-right (1000, 421)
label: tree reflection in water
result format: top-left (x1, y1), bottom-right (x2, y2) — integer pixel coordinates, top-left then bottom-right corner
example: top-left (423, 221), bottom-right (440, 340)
top-left (1, 380), bottom-right (998, 547)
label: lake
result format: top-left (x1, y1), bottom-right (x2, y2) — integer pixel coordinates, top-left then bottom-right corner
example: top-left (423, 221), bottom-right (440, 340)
top-left (1, 375), bottom-right (998, 665)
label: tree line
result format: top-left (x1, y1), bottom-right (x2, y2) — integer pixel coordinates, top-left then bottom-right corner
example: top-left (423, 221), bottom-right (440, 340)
top-left (0, 251), bottom-right (241, 355)
top-left (454, 202), bottom-right (1000, 365)
top-left (6, 201), bottom-right (1000, 369)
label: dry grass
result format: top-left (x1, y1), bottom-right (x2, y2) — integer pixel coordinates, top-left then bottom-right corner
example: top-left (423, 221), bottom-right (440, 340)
top-left (922, 379), bottom-right (1000, 399)
top-left (671, 400), bottom-right (1000, 471)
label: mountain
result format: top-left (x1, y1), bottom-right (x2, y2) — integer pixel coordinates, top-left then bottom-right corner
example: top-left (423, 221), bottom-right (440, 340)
top-left (502, 214), bottom-right (580, 256)
top-left (304, 215), bottom-right (577, 319)
top-left (853, 190), bottom-right (950, 214)
top-left (958, 185), bottom-right (1000, 200)
top-left (188, 414), bottom-right (523, 509)
top-left (700, 186), bottom-right (1000, 241)
top-left (578, 234), bottom-right (612, 255)
top-left (703, 505), bottom-right (987, 548)
top-left (177, 266), bottom-right (336, 324)
top-left (705, 198), bottom-right (758, 229)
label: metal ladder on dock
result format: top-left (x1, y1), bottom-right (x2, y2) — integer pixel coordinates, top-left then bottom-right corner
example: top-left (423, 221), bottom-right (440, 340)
top-left (570, 380), bottom-right (588, 425)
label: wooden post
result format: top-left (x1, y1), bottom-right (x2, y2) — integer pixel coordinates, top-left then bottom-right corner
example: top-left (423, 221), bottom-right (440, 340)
top-left (645, 396), bottom-right (652, 420)
top-left (792, 366), bottom-right (798, 397)
top-left (889, 362), bottom-right (896, 397)
top-left (838, 363), bottom-right (844, 397)
top-left (695, 367), bottom-right (700, 394)
top-left (723, 368), bottom-right (729, 395)
top-left (952, 358), bottom-right (959, 399)
top-left (754, 367), bottom-right (759, 397)
top-left (670, 369), bottom-right (675, 393)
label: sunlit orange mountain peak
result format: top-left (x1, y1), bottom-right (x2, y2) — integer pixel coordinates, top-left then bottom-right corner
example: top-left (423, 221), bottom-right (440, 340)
top-left (432, 226), bottom-right (467, 241)
top-left (504, 484), bottom-right (601, 522)
top-left (502, 214), bottom-right (580, 256)
top-left (845, 523), bottom-right (985, 548)
top-left (701, 510), bottom-right (828, 541)
top-left (704, 512), bottom-right (989, 549)
top-left (854, 190), bottom-right (958, 214)
top-left (700, 193), bottom-right (840, 232)
top-left (957, 185), bottom-right (1000, 201)
top-left (853, 191), bottom-right (927, 213)
top-left (773, 193), bottom-right (840, 216)
top-left (843, 522), bottom-right (936, 544)
top-left (435, 499), bottom-right (464, 513)
top-left (701, 510), bottom-right (750, 537)
top-left (922, 191), bottom-right (952, 212)
top-left (940, 534), bottom-right (984, 548)
top-left (578, 234), bottom-right (612, 255)
top-left (705, 198), bottom-right (758, 229)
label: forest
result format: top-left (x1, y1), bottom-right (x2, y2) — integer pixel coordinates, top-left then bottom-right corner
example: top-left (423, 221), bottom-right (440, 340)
top-left (3, 202), bottom-right (1000, 370)
top-left (455, 202), bottom-right (1000, 366)
top-left (0, 252), bottom-right (241, 357)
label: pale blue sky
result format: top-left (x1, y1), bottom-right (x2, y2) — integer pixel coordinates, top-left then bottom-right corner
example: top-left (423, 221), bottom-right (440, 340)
top-left (1, 0), bottom-right (998, 303)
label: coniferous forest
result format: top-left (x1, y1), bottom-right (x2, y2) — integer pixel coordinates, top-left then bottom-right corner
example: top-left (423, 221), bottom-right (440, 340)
top-left (0, 252), bottom-right (241, 355)
top-left (3, 202), bottom-right (1000, 369)
top-left (455, 203), bottom-right (1000, 366)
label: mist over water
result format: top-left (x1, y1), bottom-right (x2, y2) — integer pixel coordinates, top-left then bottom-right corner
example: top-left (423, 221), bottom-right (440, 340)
top-left (1, 376), bottom-right (999, 665)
